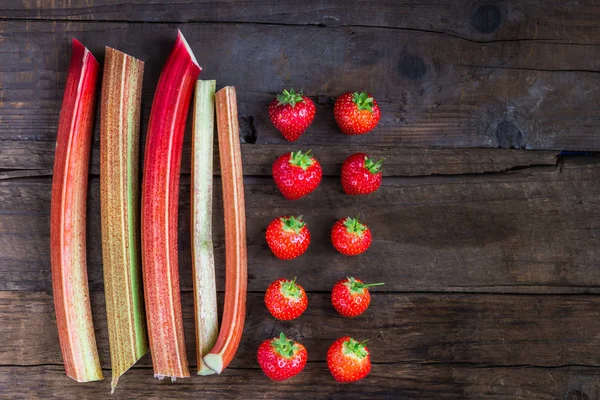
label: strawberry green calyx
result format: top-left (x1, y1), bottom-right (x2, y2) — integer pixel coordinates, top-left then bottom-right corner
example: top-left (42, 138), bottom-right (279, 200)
top-left (281, 216), bottom-right (305, 234)
top-left (364, 157), bottom-right (384, 174)
top-left (352, 92), bottom-right (375, 113)
top-left (272, 332), bottom-right (300, 358)
top-left (344, 217), bottom-right (368, 237)
top-left (343, 338), bottom-right (369, 359)
top-left (289, 150), bottom-right (314, 170)
top-left (344, 277), bottom-right (385, 294)
top-left (277, 89), bottom-right (305, 108)
top-left (280, 277), bottom-right (303, 299)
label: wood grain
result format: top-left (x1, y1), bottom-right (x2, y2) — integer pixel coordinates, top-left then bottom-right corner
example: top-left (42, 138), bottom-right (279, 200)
top-left (1, 157), bottom-right (598, 293)
top-left (2, 0), bottom-right (599, 44)
top-left (3, 291), bottom-right (600, 369)
top-left (2, 2), bottom-right (600, 397)
top-left (0, 140), bottom-right (560, 177)
top-left (1, 21), bottom-right (599, 150)
top-left (2, 364), bottom-right (598, 400)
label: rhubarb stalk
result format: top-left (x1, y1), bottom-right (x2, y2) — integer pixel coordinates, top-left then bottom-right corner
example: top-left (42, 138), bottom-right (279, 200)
top-left (141, 31), bottom-right (201, 379)
top-left (100, 47), bottom-right (147, 392)
top-left (50, 38), bottom-right (102, 382)
top-left (191, 80), bottom-right (219, 375)
top-left (203, 87), bottom-right (247, 374)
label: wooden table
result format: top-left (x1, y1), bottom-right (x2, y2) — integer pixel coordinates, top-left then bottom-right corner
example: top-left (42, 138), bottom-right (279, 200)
top-left (1, 1), bottom-right (599, 398)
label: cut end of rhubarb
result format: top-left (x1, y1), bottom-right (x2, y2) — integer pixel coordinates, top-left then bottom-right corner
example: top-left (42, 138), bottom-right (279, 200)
top-left (72, 38), bottom-right (98, 64)
top-left (203, 354), bottom-right (224, 374)
top-left (177, 30), bottom-right (200, 70)
top-left (110, 379), bottom-right (118, 394)
top-left (104, 46), bottom-right (145, 65)
top-left (155, 374), bottom-right (179, 382)
top-left (197, 366), bottom-right (216, 376)
top-left (71, 38), bottom-right (85, 53)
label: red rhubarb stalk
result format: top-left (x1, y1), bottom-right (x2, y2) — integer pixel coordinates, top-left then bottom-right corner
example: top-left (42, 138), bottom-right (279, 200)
top-left (203, 87), bottom-right (248, 374)
top-left (50, 38), bottom-right (102, 382)
top-left (141, 31), bottom-right (201, 380)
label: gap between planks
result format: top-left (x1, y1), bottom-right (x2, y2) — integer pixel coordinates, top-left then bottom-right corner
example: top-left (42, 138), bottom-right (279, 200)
top-left (0, 16), bottom-right (597, 47)
top-left (3, 361), bottom-right (600, 370)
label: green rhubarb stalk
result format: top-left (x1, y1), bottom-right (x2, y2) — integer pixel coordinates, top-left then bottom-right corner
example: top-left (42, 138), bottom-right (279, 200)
top-left (191, 80), bottom-right (219, 375)
top-left (99, 47), bottom-right (147, 392)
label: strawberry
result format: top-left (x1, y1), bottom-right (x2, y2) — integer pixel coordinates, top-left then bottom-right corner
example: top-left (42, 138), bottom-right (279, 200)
top-left (341, 153), bottom-right (383, 195)
top-left (331, 277), bottom-right (384, 317)
top-left (327, 336), bottom-right (371, 382)
top-left (269, 89), bottom-right (316, 141)
top-left (334, 92), bottom-right (381, 135)
top-left (272, 150), bottom-right (322, 200)
top-left (264, 277), bottom-right (308, 320)
top-left (257, 332), bottom-right (308, 381)
top-left (266, 215), bottom-right (310, 260)
top-left (331, 217), bottom-right (372, 256)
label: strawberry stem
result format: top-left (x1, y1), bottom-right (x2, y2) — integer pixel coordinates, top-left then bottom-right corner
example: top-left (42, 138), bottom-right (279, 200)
top-left (343, 217), bottom-right (367, 237)
top-left (343, 337), bottom-right (369, 359)
top-left (289, 150), bottom-right (315, 171)
top-left (364, 156), bottom-right (384, 174)
top-left (352, 92), bottom-right (374, 113)
top-left (345, 276), bottom-right (385, 294)
top-left (280, 215), bottom-right (305, 234)
top-left (280, 277), bottom-right (303, 299)
top-left (276, 89), bottom-right (305, 108)
top-left (272, 332), bottom-right (299, 358)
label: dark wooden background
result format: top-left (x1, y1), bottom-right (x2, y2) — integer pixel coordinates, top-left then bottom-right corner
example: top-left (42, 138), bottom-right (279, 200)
top-left (1, 1), bottom-right (600, 399)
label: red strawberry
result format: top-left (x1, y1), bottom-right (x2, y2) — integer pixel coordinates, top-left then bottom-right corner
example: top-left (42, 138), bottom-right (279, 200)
top-left (266, 215), bottom-right (310, 260)
top-left (341, 153), bottom-right (383, 195)
top-left (264, 277), bottom-right (308, 320)
top-left (272, 150), bottom-right (322, 200)
top-left (331, 277), bottom-right (384, 317)
top-left (327, 336), bottom-right (371, 382)
top-left (334, 92), bottom-right (380, 135)
top-left (269, 89), bottom-right (316, 141)
top-left (331, 217), bottom-right (372, 256)
top-left (257, 332), bottom-right (308, 381)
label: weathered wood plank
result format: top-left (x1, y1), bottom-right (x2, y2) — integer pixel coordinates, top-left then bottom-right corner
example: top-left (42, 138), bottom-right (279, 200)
top-left (1, 364), bottom-right (599, 400)
top-left (1, 0), bottom-right (599, 44)
top-left (3, 291), bottom-right (600, 369)
top-left (1, 21), bottom-right (599, 150)
top-left (1, 4), bottom-right (598, 398)
top-left (0, 157), bottom-right (598, 293)
top-left (0, 140), bottom-right (559, 177)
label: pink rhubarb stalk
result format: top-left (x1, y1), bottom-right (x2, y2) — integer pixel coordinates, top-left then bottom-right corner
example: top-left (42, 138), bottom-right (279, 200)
top-left (141, 31), bottom-right (201, 380)
top-left (50, 38), bottom-right (102, 382)
top-left (203, 87), bottom-right (248, 374)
